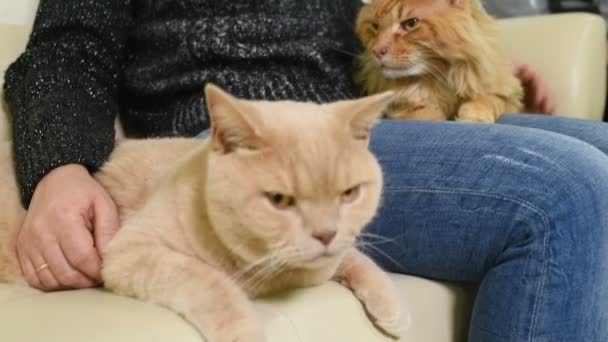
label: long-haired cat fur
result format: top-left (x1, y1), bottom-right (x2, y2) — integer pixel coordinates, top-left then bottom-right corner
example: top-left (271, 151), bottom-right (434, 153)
top-left (356, 0), bottom-right (524, 122)
top-left (0, 85), bottom-right (407, 342)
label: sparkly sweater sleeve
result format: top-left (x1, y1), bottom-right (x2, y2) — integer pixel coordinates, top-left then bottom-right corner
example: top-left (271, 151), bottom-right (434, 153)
top-left (3, 0), bottom-right (131, 207)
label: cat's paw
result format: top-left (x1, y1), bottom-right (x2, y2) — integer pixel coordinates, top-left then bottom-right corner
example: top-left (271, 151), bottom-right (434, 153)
top-left (456, 101), bottom-right (497, 123)
top-left (355, 286), bottom-right (410, 339)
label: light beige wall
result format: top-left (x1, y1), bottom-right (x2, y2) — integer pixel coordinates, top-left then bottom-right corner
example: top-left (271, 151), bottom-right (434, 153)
top-left (0, 0), bottom-right (38, 26)
top-left (0, 0), bottom-right (37, 140)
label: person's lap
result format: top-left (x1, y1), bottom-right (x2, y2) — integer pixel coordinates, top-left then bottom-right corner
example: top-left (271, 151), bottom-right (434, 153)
top-left (364, 114), bottom-right (608, 342)
top-left (498, 113), bottom-right (608, 155)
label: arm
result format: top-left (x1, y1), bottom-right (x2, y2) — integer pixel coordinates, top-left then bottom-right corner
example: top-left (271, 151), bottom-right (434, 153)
top-left (3, 0), bottom-right (131, 207)
top-left (3, 0), bottom-right (130, 291)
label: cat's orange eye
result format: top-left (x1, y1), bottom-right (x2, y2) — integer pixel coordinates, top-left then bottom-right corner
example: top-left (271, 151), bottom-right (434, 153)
top-left (266, 192), bottom-right (296, 209)
top-left (341, 186), bottom-right (361, 204)
top-left (400, 17), bottom-right (420, 31)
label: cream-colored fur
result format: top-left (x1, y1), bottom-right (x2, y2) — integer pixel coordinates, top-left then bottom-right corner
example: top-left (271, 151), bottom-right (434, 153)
top-left (356, 0), bottom-right (523, 122)
top-left (0, 85), bottom-right (407, 341)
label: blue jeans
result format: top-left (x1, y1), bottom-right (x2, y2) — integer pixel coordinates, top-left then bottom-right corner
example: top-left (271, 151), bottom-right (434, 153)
top-left (199, 114), bottom-right (608, 341)
top-left (364, 114), bottom-right (608, 342)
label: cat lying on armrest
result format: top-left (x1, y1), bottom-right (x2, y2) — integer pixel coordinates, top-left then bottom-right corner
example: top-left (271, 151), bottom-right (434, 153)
top-left (0, 85), bottom-right (408, 342)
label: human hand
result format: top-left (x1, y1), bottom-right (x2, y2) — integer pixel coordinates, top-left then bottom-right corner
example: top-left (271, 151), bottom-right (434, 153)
top-left (17, 164), bottom-right (119, 291)
top-left (513, 61), bottom-right (555, 114)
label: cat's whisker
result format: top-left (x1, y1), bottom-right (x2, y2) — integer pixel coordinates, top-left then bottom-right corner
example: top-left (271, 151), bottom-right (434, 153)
top-left (248, 260), bottom-right (289, 295)
top-left (356, 241), bottom-right (402, 269)
top-left (236, 245), bottom-right (300, 286)
top-left (426, 65), bottom-right (449, 85)
top-left (358, 232), bottom-right (401, 244)
top-left (241, 258), bottom-right (281, 288)
top-left (357, 238), bottom-right (394, 246)
top-left (328, 46), bottom-right (361, 58)
top-left (245, 258), bottom-right (293, 295)
top-left (231, 253), bottom-right (278, 282)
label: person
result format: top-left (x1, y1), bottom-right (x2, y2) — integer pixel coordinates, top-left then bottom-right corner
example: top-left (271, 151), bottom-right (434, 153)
top-left (3, 0), bottom-right (607, 341)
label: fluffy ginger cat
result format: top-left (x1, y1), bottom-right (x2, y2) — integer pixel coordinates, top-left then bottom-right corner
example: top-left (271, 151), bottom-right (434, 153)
top-left (356, 0), bottom-right (524, 122)
top-left (0, 85), bottom-right (407, 341)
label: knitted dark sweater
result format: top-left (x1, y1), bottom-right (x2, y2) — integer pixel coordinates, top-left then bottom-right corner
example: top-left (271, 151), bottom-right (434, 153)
top-left (3, 0), bottom-right (362, 207)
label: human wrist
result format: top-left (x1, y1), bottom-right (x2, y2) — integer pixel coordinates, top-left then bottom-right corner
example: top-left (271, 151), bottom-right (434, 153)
top-left (41, 164), bottom-right (91, 183)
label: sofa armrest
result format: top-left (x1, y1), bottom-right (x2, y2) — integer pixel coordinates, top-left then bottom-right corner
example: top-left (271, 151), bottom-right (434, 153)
top-left (497, 13), bottom-right (607, 120)
top-left (0, 23), bottom-right (31, 141)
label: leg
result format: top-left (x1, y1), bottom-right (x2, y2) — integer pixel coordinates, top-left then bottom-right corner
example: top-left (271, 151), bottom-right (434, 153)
top-left (498, 113), bottom-right (608, 155)
top-left (363, 120), bottom-right (608, 342)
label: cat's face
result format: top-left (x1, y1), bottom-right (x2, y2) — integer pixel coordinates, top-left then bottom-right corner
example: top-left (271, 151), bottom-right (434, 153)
top-left (356, 0), bottom-right (477, 79)
top-left (203, 85), bottom-right (392, 271)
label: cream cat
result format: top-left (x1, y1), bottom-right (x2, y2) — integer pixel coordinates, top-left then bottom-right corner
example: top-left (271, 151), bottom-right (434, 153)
top-left (0, 85), bottom-right (408, 341)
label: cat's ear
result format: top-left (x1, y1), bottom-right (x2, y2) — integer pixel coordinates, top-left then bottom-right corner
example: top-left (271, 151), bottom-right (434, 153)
top-left (328, 92), bottom-right (395, 143)
top-left (204, 84), bottom-right (264, 154)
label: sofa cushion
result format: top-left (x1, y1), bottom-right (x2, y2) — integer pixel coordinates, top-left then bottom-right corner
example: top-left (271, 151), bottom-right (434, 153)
top-left (0, 275), bottom-right (474, 342)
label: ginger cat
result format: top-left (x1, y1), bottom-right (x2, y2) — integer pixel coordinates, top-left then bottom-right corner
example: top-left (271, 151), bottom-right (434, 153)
top-left (0, 85), bottom-right (408, 341)
top-left (356, 0), bottom-right (524, 122)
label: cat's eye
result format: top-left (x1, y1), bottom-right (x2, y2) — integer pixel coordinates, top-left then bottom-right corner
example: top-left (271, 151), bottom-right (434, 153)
top-left (341, 186), bottom-right (361, 204)
top-left (370, 21), bottom-right (379, 31)
top-left (266, 192), bottom-right (296, 209)
top-left (400, 17), bottom-right (420, 31)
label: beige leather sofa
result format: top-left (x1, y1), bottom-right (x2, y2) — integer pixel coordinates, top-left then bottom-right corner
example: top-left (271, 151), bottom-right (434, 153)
top-left (0, 13), bottom-right (605, 342)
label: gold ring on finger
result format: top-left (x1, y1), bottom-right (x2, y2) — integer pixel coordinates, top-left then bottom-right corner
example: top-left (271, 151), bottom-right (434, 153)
top-left (36, 263), bottom-right (49, 273)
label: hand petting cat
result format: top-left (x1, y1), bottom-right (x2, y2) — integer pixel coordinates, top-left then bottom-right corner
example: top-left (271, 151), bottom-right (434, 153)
top-left (17, 164), bottom-right (119, 291)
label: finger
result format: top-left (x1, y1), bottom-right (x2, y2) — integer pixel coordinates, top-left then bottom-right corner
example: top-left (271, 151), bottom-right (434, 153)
top-left (31, 254), bottom-right (60, 291)
top-left (533, 93), bottom-right (547, 113)
top-left (541, 97), bottom-right (555, 115)
top-left (545, 99), bottom-right (556, 114)
top-left (93, 193), bottom-right (120, 256)
top-left (512, 59), bottom-right (525, 74)
top-left (538, 96), bottom-right (549, 113)
top-left (60, 224), bottom-right (102, 281)
top-left (45, 243), bottom-right (98, 289)
top-left (537, 87), bottom-right (555, 114)
top-left (518, 66), bottom-right (534, 80)
top-left (528, 85), bottom-right (546, 113)
top-left (17, 247), bottom-right (41, 289)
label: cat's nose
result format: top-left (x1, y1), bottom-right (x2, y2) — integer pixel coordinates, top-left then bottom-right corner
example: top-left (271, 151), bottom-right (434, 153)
top-left (313, 230), bottom-right (337, 246)
top-left (373, 47), bottom-right (389, 59)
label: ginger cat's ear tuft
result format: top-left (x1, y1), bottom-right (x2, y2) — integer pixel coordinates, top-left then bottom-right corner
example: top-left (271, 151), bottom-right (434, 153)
top-left (204, 83), bottom-right (263, 154)
top-left (329, 92), bottom-right (395, 143)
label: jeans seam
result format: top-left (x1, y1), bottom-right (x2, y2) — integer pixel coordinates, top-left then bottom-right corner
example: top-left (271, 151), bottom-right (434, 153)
top-left (385, 186), bottom-right (551, 342)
